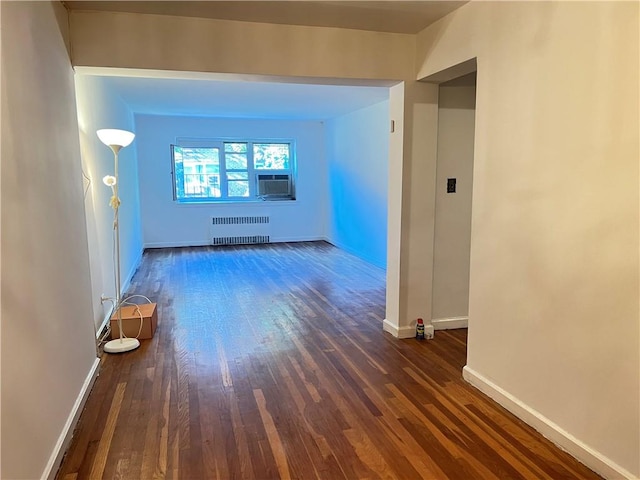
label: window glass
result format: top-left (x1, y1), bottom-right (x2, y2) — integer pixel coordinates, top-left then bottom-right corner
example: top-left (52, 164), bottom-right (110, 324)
top-left (226, 153), bottom-right (247, 170)
top-left (254, 143), bottom-right (290, 170)
top-left (227, 172), bottom-right (248, 180)
top-left (173, 146), bottom-right (221, 199)
top-left (225, 142), bottom-right (247, 153)
top-left (228, 182), bottom-right (249, 197)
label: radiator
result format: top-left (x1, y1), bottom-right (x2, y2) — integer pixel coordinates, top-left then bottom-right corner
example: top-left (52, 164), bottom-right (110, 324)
top-left (211, 235), bottom-right (270, 246)
top-left (212, 216), bottom-right (269, 226)
top-left (211, 216), bottom-right (270, 246)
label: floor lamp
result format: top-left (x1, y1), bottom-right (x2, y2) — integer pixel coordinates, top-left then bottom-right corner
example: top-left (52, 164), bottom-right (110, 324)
top-left (98, 128), bottom-right (140, 354)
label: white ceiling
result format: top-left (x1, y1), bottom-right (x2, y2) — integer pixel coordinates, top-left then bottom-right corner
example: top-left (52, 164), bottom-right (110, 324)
top-left (71, 1), bottom-right (468, 120)
top-left (92, 73), bottom-right (391, 120)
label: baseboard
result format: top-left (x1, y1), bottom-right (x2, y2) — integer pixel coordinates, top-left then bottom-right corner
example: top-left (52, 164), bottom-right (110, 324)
top-left (462, 366), bottom-right (637, 480)
top-left (43, 357), bottom-right (100, 480)
top-left (382, 318), bottom-right (402, 337)
top-left (143, 236), bottom-right (324, 250)
top-left (144, 240), bottom-right (211, 249)
top-left (432, 316), bottom-right (468, 330)
top-left (96, 313), bottom-right (110, 341)
top-left (383, 319), bottom-right (434, 339)
top-left (270, 235), bottom-right (324, 243)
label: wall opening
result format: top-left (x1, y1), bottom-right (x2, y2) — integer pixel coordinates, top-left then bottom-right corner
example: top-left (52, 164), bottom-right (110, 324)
top-left (431, 72), bottom-right (477, 344)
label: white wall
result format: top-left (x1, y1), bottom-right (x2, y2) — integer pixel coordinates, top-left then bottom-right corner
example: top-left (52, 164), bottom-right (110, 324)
top-left (324, 101), bottom-right (389, 268)
top-left (1, 2), bottom-right (98, 478)
top-left (384, 82), bottom-right (407, 334)
top-left (432, 80), bottom-right (476, 321)
top-left (69, 10), bottom-right (415, 81)
top-left (384, 80), bottom-right (440, 339)
top-left (416, 2), bottom-right (639, 477)
top-left (135, 114), bottom-right (325, 247)
top-left (75, 75), bottom-right (143, 331)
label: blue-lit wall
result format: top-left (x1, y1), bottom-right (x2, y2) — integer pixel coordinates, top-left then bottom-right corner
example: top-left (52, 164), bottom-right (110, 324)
top-left (324, 101), bottom-right (389, 269)
top-left (75, 75), bottom-right (143, 331)
top-left (135, 114), bottom-right (326, 247)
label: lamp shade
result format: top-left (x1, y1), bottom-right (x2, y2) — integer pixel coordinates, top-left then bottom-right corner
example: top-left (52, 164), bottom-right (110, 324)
top-left (97, 129), bottom-right (135, 148)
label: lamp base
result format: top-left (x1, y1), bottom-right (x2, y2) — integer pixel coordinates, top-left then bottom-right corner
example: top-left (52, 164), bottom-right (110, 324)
top-left (104, 337), bottom-right (140, 354)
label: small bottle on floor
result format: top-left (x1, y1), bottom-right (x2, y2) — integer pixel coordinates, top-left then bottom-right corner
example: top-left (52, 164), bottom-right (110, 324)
top-left (416, 318), bottom-right (425, 340)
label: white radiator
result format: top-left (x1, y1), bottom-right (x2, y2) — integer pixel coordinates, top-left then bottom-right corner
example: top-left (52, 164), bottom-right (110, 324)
top-left (210, 216), bottom-right (270, 246)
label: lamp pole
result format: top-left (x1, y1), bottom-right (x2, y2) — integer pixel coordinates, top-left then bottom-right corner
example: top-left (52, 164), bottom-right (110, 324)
top-left (98, 129), bottom-right (140, 354)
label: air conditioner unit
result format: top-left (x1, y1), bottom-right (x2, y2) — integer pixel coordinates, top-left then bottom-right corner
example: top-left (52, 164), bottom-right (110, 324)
top-left (256, 174), bottom-right (293, 199)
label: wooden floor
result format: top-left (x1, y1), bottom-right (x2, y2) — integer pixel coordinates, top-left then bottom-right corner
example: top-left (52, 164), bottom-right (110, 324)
top-left (57, 241), bottom-right (600, 480)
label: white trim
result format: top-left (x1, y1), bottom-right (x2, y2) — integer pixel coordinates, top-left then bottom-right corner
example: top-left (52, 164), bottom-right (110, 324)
top-left (270, 236), bottom-right (324, 243)
top-left (42, 357), bottom-right (101, 480)
top-left (172, 199), bottom-right (299, 208)
top-left (383, 319), bottom-right (433, 339)
top-left (96, 313), bottom-right (110, 341)
top-left (462, 366), bottom-right (637, 480)
top-left (432, 316), bottom-right (468, 330)
top-left (382, 318), bottom-right (400, 337)
top-left (144, 240), bottom-right (211, 249)
top-left (143, 236), bottom-right (324, 250)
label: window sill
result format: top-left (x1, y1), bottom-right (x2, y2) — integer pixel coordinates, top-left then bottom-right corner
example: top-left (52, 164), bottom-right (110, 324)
top-left (174, 199), bottom-right (298, 207)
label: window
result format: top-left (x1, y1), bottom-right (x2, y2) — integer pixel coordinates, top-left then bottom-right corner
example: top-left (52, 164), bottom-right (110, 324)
top-left (171, 139), bottom-right (294, 202)
top-left (225, 143), bottom-right (250, 198)
top-left (172, 146), bottom-right (220, 199)
top-left (253, 143), bottom-right (290, 170)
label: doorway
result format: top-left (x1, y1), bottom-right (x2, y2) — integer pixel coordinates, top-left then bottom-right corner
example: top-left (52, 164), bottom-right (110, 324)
top-left (431, 72), bottom-right (477, 333)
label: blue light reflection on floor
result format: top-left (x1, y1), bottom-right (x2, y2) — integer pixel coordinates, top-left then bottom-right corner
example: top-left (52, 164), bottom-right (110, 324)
top-left (142, 241), bottom-right (386, 365)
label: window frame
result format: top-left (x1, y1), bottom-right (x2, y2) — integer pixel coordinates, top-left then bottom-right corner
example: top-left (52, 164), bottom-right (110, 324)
top-left (171, 138), bottom-right (295, 203)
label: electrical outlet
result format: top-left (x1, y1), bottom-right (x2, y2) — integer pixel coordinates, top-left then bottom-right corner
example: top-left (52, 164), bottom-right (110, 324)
top-left (100, 294), bottom-right (109, 304)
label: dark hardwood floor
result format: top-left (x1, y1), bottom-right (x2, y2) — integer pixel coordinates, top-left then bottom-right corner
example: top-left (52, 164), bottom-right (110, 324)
top-left (57, 241), bottom-right (601, 479)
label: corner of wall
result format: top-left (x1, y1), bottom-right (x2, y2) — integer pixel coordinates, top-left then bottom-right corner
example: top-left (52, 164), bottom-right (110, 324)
top-left (462, 366), bottom-right (639, 480)
top-left (43, 358), bottom-right (100, 480)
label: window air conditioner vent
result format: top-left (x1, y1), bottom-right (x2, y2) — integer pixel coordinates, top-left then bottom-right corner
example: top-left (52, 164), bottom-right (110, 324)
top-left (257, 174), bottom-right (292, 198)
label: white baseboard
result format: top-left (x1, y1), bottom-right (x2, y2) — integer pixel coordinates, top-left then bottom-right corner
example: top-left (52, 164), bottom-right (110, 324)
top-left (270, 235), bottom-right (324, 243)
top-left (462, 366), bottom-right (637, 480)
top-left (383, 319), bottom-right (414, 338)
top-left (144, 240), bottom-right (211, 249)
top-left (43, 357), bottom-right (100, 480)
top-left (96, 312), bottom-right (110, 341)
top-left (432, 316), bottom-right (468, 330)
top-left (383, 319), bottom-right (434, 339)
top-left (143, 236), bottom-right (324, 250)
